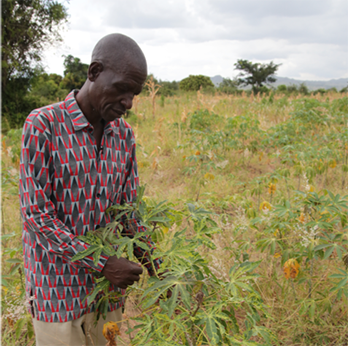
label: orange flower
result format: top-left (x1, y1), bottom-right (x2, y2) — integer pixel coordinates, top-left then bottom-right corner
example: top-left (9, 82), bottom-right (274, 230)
top-left (260, 201), bottom-right (272, 212)
top-left (329, 160), bottom-right (337, 169)
top-left (283, 259), bottom-right (300, 279)
top-left (268, 183), bottom-right (276, 195)
top-left (298, 213), bottom-right (306, 224)
top-left (103, 321), bottom-right (120, 346)
top-left (195, 151), bottom-right (201, 156)
top-left (204, 173), bottom-right (215, 181)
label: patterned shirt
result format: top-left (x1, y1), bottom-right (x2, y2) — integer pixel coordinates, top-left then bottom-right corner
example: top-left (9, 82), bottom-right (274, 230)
top-left (19, 90), bottom-right (160, 322)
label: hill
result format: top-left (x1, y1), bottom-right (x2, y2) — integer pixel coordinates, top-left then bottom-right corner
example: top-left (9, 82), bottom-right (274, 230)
top-left (210, 75), bottom-right (348, 91)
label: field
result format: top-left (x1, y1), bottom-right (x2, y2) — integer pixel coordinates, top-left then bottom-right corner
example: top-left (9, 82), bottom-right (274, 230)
top-left (1, 90), bottom-right (348, 345)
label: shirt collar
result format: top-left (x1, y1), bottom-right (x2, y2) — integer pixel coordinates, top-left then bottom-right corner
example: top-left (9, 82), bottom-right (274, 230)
top-left (64, 90), bottom-right (90, 131)
top-left (64, 90), bottom-right (119, 136)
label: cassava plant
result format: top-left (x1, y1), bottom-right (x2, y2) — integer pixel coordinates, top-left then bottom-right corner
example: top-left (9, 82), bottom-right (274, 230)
top-left (72, 186), bottom-right (275, 345)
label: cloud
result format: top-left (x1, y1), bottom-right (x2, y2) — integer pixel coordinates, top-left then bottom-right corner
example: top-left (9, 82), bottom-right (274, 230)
top-left (42, 0), bottom-right (348, 81)
top-left (101, 0), bottom-right (193, 29)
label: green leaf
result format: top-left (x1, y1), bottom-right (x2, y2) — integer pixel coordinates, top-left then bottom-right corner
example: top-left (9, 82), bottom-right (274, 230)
top-left (323, 246), bottom-right (335, 260)
top-left (222, 309), bottom-right (240, 334)
top-left (93, 248), bottom-right (103, 266)
top-left (309, 301), bottom-right (316, 320)
top-left (167, 285), bottom-right (179, 318)
top-left (1, 278), bottom-right (8, 287)
top-left (71, 245), bottom-right (101, 262)
top-left (313, 243), bottom-right (332, 252)
top-left (178, 284), bottom-right (191, 310)
top-left (15, 318), bottom-right (26, 339)
top-left (9, 263), bottom-right (22, 275)
top-left (0, 232), bottom-right (16, 240)
top-left (206, 317), bottom-right (219, 344)
top-left (86, 279), bottom-right (109, 306)
top-left (239, 260), bottom-right (261, 273)
top-left (27, 319), bottom-right (34, 340)
top-left (333, 277), bottom-right (348, 291)
top-left (5, 258), bottom-right (22, 264)
top-left (143, 286), bottom-right (170, 309)
top-left (329, 273), bottom-right (346, 279)
top-left (103, 297), bottom-right (109, 319)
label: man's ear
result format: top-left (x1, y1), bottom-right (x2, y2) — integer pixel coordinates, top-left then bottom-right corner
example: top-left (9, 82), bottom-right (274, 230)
top-left (88, 62), bottom-right (103, 81)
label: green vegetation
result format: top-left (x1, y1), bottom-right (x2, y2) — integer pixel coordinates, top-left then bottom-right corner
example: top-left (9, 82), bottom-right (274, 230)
top-left (1, 0), bottom-right (68, 129)
top-left (2, 91), bottom-right (347, 345)
top-left (179, 75), bottom-right (215, 92)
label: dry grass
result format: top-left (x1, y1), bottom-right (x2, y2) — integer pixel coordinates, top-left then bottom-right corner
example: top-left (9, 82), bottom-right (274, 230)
top-left (1, 91), bottom-right (347, 345)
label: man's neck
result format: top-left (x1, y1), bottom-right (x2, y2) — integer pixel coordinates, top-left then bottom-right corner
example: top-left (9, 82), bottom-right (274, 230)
top-left (75, 84), bottom-right (101, 129)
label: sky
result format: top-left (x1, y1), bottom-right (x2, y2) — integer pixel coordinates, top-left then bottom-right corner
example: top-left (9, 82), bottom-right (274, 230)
top-left (43, 0), bottom-right (348, 82)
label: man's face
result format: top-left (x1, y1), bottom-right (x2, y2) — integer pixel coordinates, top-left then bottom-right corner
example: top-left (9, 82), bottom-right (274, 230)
top-left (89, 62), bottom-right (147, 123)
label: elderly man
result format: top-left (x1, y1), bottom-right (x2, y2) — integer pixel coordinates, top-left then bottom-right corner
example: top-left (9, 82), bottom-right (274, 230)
top-left (19, 33), bottom-right (160, 346)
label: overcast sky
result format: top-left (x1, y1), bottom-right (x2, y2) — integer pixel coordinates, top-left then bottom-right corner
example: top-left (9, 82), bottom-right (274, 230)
top-left (43, 0), bottom-right (348, 81)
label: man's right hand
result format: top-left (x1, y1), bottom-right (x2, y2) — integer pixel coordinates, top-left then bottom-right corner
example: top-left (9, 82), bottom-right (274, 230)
top-left (101, 256), bottom-right (143, 289)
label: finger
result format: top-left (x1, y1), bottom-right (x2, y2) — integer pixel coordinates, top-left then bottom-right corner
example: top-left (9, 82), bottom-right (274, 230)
top-left (131, 274), bottom-right (141, 282)
top-left (125, 279), bottom-right (136, 287)
top-left (128, 260), bottom-right (141, 266)
top-left (131, 266), bottom-right (143, 275)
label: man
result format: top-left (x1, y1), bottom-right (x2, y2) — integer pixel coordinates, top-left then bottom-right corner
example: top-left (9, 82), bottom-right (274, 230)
top-left (19, 33), bottom-right (161, 346)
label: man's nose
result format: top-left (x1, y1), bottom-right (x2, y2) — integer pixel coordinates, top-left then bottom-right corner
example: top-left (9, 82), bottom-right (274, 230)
top-left (120, 94), bottom-right (133, 110)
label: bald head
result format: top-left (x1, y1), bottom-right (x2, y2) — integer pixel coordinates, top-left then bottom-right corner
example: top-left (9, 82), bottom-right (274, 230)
top-left (91, 33), bottom-right (147, 74)
top-left (77, 33), bottom-right (148, 126)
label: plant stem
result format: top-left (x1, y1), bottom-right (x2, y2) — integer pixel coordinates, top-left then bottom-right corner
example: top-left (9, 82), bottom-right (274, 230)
top-left (195, 185), bottom-right (201, 202)
top-left (285, 180), bottom-right (290, 200)
top-left (342, 171), bottom-right (345, 190)
top-left (291, 279), bottom-right (298, 302)
top-left (308, 259), bottom-right (314, 298)
top-left (1, 207), bottom-right (5, 234)
top-left (126, 318), bottom-right (134, 343)
top-left (258, 187), bottom-right (260, 209)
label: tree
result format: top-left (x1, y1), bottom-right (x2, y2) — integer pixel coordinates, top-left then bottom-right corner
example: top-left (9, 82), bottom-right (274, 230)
top-left (30, 71), bottom-right (68, 105)
top-left (217, 77), bottom-right (239, 94)
top-left (277, 84), bottom-right (287, 93)
top-left (179, 75), bottom-right (214, 92)
top-left (2, 0), bottom-right (68, 128)
top-left (234, 59), bottom-right (281, 94)
top-left (298, 83), bottom-right (309, 95)
top-left (60, 55), bottom-right (89, 91)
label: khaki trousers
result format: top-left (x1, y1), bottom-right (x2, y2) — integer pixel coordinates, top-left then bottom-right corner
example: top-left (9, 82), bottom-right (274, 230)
top-left (32, 308), bottom-right (123, 346)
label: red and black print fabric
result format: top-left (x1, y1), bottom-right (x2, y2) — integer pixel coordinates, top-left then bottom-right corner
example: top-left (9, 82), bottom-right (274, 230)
top-left (19, 90), bottom-right (160, 322)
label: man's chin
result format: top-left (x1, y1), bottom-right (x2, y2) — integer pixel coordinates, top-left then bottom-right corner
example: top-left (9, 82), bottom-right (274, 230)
top-left (105, 113), bottom-right (123, 122)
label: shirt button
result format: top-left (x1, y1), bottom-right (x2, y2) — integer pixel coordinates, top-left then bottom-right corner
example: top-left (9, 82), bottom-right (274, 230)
top-left (96, 193), bottom-right (101, 198)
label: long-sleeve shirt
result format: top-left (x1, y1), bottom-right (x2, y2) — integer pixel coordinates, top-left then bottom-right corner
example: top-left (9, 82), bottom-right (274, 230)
top-left (19, 90), bottom-right (160, 322)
